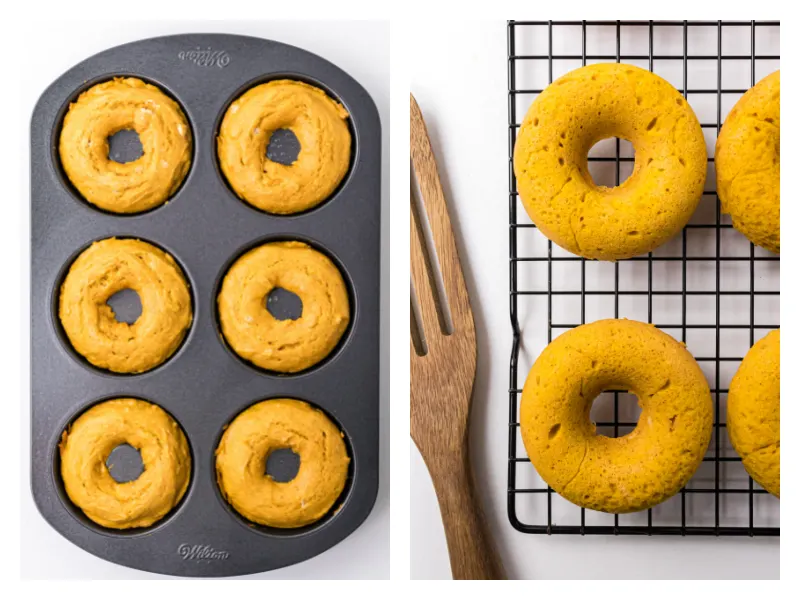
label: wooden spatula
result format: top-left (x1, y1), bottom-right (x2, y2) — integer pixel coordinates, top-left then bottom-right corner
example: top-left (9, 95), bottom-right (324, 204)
top-left (410, 94), bottom-right (506, 580)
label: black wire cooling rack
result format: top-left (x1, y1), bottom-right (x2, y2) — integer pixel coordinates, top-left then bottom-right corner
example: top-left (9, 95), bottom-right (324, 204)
top-left (507, 20), bottom-right (780, 536)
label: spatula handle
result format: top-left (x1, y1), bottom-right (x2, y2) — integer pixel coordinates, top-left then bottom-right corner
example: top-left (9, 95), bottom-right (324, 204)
top-left (429, 452), bottom-right (506, 580)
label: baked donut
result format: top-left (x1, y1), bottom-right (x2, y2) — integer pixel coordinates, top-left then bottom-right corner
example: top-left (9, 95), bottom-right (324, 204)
top-left (716, 71), bottom-right (780, 254)
top-left (215, 399), bottom-right (350, 528)
top-left (59, 398), bottom-right (191, 529)
top-left (59, 77), bottom-right (192, 214)
top-left (727, 330), bottom-right (780, 497)
top-left (520, 319), bottom-right (713, 513)
top-left (217, 80), bottom-right (351, 214)
top-left (217, 241), bottom-right (349, 372)
top-left (59, 238), bottom-right (192, 374)
top-left (514, 63), bottom-right (706, 261)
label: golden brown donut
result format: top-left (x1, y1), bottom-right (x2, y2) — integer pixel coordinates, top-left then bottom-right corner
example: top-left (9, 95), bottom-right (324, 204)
top-left (716, 70), bottom-right (780, 254)
top-left (215, 399), bottom-right (350, 528)
top-left (59, 398), bottom-right (191, 529)
top-left (59, 77), bottom-right (192, 214)
top-left (727, 330), bottom-right (780, 497)
top-left (217, 241), bottom-right (349, 373)
top-left (217, 80), bottom-right (351, 214)
top-left (520, 319), bottom-right (713, 513)
top-left (59, 238), bottom-right (193, 374)
top-left (514, 63), bottom-right (706, 261)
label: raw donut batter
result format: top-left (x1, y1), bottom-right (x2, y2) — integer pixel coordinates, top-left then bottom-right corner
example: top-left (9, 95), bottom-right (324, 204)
top-left (215, 398), bottom-right (349, 528)
top-left (59, 398), bottom-right (191, 529)
top-left (59, 77), bottom-right (192, 214)
top-left (217, 80), bottom-right (351, 214)
top-left (217, 241), bottom-right (349, 373)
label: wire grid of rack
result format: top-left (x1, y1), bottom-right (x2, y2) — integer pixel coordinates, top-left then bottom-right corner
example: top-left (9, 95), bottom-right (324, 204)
top-left (507, 20), bottom-right (780, 536)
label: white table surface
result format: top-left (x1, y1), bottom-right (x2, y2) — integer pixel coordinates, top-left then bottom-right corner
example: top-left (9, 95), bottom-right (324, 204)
top-left (20, 19), bottom-right (389, 580)
top-left (410, 20), bottom-right (779, 580)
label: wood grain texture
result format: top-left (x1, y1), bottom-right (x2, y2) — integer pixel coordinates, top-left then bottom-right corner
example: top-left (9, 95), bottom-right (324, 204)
top-left (410, 94), bottom-right (506, 580)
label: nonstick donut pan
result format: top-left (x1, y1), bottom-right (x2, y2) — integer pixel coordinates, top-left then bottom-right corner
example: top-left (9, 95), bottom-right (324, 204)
top-left (30, 33), bottom-right (381, 577)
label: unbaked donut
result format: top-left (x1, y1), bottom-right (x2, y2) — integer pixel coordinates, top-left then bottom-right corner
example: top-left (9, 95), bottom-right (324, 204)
top-left (217, 80), bottom-right (351, 214)
top-left (59, 398), bottom-right (191, 529)
top-left (59, 77), bottom-right (192, 214)
top-left (217, 241), bottom-right (349, 373)
top-left (215, 398), bottom-right (350, 528)
top-left (58, 238), bottom-right (193, 373)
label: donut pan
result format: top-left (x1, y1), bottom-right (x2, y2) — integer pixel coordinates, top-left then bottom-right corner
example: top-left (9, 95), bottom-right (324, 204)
top-left (30, 34), bottom-right (381, 577)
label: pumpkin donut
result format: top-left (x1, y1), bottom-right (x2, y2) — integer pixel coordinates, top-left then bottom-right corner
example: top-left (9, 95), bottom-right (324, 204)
top-left (215, 399), bottom-right (350, 528)
top-left (727, 330), bottom-right (780, 497)
top-left (217, 80), bottom-right (351, 214)
top-left (59, 398), bottom-right (191, 529)
top-left (59, 77), bottom-right (192, 214)
top-left (58, 238), bottom-right (193, 374)
top-left (514, 63), bottom-right (707, 261)
top-left (520, 319), bottom-right (713, 513)
top-left (217, 241), bottom-right (350, 373)
top-left (716, 70), bottom-right (780, 254)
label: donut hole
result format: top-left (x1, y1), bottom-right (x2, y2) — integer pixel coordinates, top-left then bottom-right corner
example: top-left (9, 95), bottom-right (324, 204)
top-left (587, 138), bottom-right (635, 188)
top-left (106, 443), bottom-right (144, 483)
top-left (589, 391), bottom-right (642, 438)
top-left (265, 287), bottom-right (303, 321)
top-left (265, 448), bottom-right (301, 482)
top-left (106, 288), bottom-right (143, 324)
top-left (266, 128), bottom-right (301, 166)
top-left (107, 129), bottom-right (144, 164)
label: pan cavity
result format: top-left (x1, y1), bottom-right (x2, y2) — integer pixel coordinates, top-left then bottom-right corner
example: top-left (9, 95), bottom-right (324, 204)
top-left (107, 288), bottom-right (143, 324)
top-left (266, 129), bottom-right (301, 165)
top-left (106, 443), bottom-right (145, 483)
top-left (108, 129), bottom-right (144, 164)
top-left (265, 448), bottom-right (301, 482)
top-left (266, 288), bottom-right (302, 321)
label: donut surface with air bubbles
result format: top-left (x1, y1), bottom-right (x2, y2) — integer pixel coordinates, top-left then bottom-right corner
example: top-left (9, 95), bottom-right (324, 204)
top-left (520, 319), bottom-right (713, 513)
top-left (727, 329), bottom-right (780, 497)
top-left (716, 70), bottom-right (780, 254)
top-left (513, 63), bottom-right (707, 261)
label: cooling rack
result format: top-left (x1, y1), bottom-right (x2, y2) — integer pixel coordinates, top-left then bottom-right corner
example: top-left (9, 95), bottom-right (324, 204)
top-left (507, 20), bottom-right (780, 536)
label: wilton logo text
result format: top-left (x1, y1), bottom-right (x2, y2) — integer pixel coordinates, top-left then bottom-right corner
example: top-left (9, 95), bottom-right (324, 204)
top-left (177, 544), bottom-right (230, 561)
top-left (177, 48), bottom-right (231, 68)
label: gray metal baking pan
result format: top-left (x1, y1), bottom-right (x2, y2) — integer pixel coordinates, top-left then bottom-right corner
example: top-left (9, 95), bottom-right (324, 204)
top-left (30, 33), bottom-right (380, 577)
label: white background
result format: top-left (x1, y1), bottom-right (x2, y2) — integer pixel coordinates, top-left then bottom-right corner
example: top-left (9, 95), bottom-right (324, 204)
top-left (20, 20), bottom-right (389, 580)
top-left (410, 20), bottom-right (780, 580)
top-left (7, 9), bottom-right (794, 588)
